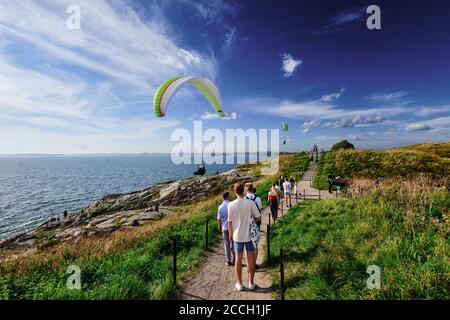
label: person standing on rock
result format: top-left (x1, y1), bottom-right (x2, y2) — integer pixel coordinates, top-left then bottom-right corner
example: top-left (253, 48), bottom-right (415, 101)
top-left (217, 192), bottom-right (234, 266)
top-left (63, 209), bottom-right (68, 219)
top-left (228, 183), bottom-right (261, 291)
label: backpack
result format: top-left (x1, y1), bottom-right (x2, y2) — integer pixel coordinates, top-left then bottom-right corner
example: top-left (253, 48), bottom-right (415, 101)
top-left (246, 195), bottom-right (262, 226)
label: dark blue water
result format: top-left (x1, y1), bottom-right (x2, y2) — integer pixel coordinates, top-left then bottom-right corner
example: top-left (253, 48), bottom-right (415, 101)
top-left (0, 155), bottom-right (235, 240)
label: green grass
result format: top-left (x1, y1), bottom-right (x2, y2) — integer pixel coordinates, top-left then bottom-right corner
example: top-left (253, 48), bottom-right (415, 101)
top-left (256, 154), bottom-right (309, 207)
top-left (267, 181), bottom-right (450, 300)
top-left (312, 152), bottom-right (336, 190)
top-left (0, 153), bottom-right (309, 300)
top-left (313, 143), bottom-right (450, 190)
top-left (0, 207), bottom-right (221, 300)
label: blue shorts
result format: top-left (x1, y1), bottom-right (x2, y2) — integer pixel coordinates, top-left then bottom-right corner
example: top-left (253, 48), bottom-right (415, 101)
top-left (234, 241), bottom-right (255, 253)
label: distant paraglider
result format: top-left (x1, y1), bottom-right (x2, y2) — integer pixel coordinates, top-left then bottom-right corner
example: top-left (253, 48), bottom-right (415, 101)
top-left (280, 123), bottom-right (290, 145)
top-left (153, 76), bottom-right (226, 118)
top-left (280, 136), bottom-right (291, 145)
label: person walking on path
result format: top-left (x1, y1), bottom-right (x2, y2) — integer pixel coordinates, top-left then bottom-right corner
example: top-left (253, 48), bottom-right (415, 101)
top-left (217, 192), bottom-right (234, 266)
top-left (282, 178), bottom-right (292, 207)
top-left (245, 184), bottom-right (262, 269)
top-left (268, 184), bottom-right (279, 222)
top-left (228, 183), bottom-right (261, 291)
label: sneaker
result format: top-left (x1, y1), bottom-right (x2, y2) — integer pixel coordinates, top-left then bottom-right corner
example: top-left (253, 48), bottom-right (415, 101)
top-left (248, 283), bottom-right (257, 291)
top-left (226, 262), bottom-right (234, 266)
top-left (235, 282), bottom-right (244, 291)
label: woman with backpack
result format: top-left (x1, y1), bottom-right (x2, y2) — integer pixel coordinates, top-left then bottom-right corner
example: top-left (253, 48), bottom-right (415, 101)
top-left (268, 184), bottom-right (279, 222)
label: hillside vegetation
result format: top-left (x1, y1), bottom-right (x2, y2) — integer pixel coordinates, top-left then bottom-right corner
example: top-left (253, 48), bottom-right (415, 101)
top-left (269, 177), bottom-right (449, 299)
top-left (0, 154), bottom-right (307, 300)
top-left (314, 142), bottom-right (450, 190)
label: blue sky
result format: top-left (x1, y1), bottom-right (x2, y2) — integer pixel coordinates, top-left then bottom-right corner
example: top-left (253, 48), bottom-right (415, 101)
top-left (0, 0), bottom-right (449, 154)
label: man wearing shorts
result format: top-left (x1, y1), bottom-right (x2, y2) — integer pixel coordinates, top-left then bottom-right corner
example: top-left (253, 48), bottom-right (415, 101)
top-left (282, 178), bottom-right (292, 207)
top-left (228, 183), bottom-right (261, 291)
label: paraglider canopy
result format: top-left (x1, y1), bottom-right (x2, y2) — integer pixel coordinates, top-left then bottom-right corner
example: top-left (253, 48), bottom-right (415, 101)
top-left (153, 76), bottom-right (226, 118)
top-left (281, 123), bottom-right (289, 132)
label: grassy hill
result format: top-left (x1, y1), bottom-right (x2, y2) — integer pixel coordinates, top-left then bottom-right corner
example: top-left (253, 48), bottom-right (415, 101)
top-left (269, 178), bottom-right (449, 299)
top-left (313, 142), bottom-right (450, 190)
top-left (392, 142), bottom-right (450, 159)
top-left (268, 142), bottom-right (449, 300)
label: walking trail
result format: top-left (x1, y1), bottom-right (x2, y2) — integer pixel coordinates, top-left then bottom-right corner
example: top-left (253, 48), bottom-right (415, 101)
top-left (175, 162), bottom-right (334, 300)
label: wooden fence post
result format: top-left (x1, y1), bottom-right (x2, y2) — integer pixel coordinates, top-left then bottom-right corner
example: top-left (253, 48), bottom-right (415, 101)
top-left (172, 238), bottom-right (177, 287)
top-left (205, 220), bottom-right (209, 250)
top-left (280, 248), bottom-right (285, 300)
top-left (267, 224), bottom-right (270, 263)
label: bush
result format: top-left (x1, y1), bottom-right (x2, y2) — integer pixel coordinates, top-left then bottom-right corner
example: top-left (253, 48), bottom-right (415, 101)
top-left (331, 140), bottom-right (355, 152)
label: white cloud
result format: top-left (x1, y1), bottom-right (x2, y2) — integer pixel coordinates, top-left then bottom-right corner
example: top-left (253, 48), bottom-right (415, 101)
top-left (320, 86), bottom-right (345, 102)
top-left (414, 105), bottom-right (450, 117)
top-left (323, 115), bottom-right (384, 129)
top-left (242, 94), bottom-right (401, 122)
top-left (0, 0), bottom-right (217, 153)
top-left (405, 123), bottom-right (432, 132)
top-left (281, 54), bottom-right (302, 77)
top-left (367, 91), bottom-right (410, 103)
top-left (405, 116), bottom-right (450, 132)
top-left (183, 0), bottom-right (240, 24)
top-left (222, 26), bottom-right (237, 58)
top-left (201, 111), bottom-right (238, 120)
top-left (313, 8), bottom-right (366, 35)
top-left (302, 120), bottom-right (321, 133)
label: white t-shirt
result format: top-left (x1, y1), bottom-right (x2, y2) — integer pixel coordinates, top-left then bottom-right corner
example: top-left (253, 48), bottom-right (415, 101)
top-left (246, 193), bottom-right (262, 211)
top-left (282, 181), bottom-right (292, 194)
top-left (228, 197), bottom-right (261, 242)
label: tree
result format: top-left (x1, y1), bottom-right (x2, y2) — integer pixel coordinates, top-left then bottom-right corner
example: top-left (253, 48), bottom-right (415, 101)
top-left (331, 140), bottom-right (355, 152)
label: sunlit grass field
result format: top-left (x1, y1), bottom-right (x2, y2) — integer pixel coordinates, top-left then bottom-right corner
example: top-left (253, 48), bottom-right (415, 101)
top-left (313, 142), bottom-right (450, 190)
top-left (269, 177), bottom-right (449, 299)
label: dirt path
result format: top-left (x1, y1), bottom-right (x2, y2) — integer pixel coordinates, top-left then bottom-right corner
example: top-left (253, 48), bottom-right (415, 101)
top-left (175, 161), bottom-right (333, 300)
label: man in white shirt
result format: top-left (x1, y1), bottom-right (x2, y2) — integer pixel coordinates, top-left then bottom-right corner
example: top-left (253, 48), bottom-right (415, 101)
top-left (228, 183), bottom-right (261, 291)
top-left (282, 178), bottom-right (292, 207)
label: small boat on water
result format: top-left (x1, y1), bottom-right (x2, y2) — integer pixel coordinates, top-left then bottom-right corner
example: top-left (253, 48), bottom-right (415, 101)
top-left (193, 165), bottom-right (206, 176)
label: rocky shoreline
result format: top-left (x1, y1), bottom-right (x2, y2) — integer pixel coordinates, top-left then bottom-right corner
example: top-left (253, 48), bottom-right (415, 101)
top-left (0, 168), bottom-right (255, 252)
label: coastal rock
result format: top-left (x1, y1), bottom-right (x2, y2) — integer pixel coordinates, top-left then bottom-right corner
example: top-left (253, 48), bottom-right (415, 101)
top-left (0, 168), bottom-right (254, 252)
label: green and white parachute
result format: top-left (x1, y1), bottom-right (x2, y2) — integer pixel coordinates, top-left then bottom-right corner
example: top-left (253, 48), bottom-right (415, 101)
top-left (281, 123), bottom-right (289, 132)
top-left (153, 76), bottom-right (226, 118)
